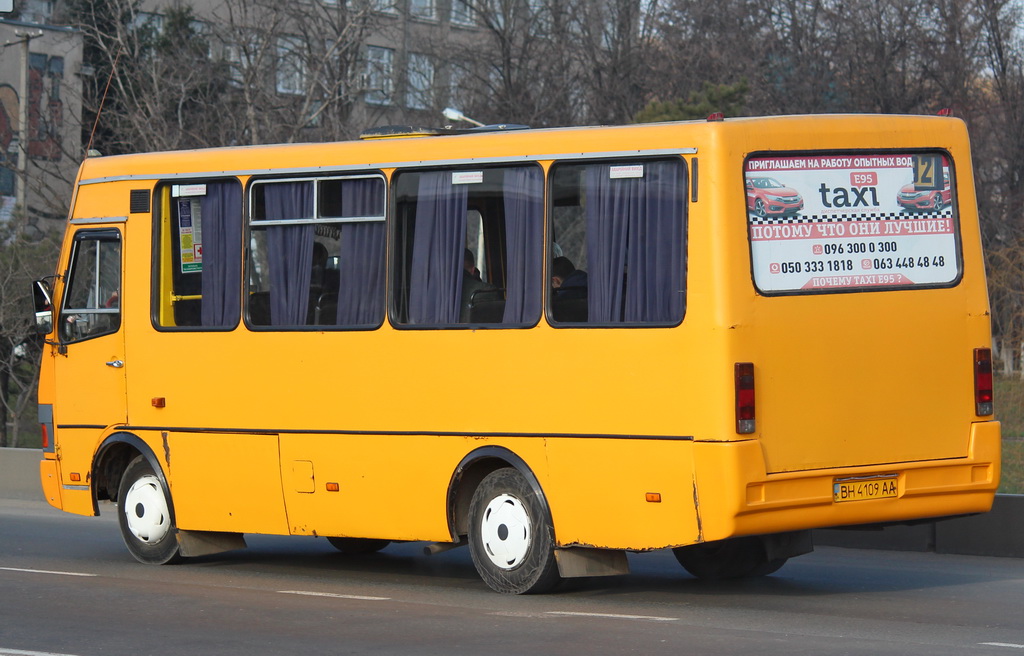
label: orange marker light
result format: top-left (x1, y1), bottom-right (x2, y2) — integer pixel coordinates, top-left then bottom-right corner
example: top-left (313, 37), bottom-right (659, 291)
top-left (645, 492), bottom-right (662, 503)
top-left (70, 473), bottom-right (81, 482)
top-left (326, 482), bottom-right (340, 492)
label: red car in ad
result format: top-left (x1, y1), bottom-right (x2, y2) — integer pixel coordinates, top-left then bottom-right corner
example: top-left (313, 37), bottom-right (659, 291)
top-left (746, 176), bottom-right (804, 216)
top-left (897, 172), bottom-right (951, 212)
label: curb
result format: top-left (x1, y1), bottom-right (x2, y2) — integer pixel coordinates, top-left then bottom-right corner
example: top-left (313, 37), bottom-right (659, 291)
top-left (2, 447), bottom-right (1020, 557)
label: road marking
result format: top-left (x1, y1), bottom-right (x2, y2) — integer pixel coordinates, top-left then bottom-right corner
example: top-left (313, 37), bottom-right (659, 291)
top-left (546, 611), bottom-right (678, 622)
top-left (0, 649), bottom-right (83, 656)
top-left (0, 567), bottom-right (96, 578)
top-left (981, 644), bottom-right (1024, 650)
top-left (278, 590), bottom-right (390, 601)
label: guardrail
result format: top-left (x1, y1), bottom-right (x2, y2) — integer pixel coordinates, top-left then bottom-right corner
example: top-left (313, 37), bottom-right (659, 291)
top-left (2, 447), bottom-right (1020, 557)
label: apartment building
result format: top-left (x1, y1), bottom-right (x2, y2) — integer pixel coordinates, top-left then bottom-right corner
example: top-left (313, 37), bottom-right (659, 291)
top-left (0, 1), bottom-right (83, 234)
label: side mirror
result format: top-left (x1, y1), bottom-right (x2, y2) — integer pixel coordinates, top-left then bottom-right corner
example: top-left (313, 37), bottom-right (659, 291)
top-left (32, 279), bottom-right (54, 335)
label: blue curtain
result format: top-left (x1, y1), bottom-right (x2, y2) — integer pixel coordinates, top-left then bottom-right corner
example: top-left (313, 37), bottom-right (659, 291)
top-left (265, 182), bottom-right (314, 325)
top-left (408, 172), bottom-right (468, 324)
top-left (501, 167), bottom-right (543, 324)
top-left (336, 178), bottom-right (386, 325)
top-left (199, 180), bottom-right (242, 327)
top-left (585, 160), bottom-right (686, 323)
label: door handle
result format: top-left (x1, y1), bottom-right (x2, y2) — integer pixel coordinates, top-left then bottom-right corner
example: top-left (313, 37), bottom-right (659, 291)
top-left (105, 359), bottom-right (124, 368)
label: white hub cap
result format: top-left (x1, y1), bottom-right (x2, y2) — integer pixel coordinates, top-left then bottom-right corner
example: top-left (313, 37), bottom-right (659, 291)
top-left (125, 474), bottom-right (170, 544)
top-left (480, 493), bottom-right (531, 569)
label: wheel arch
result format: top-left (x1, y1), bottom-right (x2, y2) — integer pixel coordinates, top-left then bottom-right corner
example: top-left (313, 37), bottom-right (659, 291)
top-left (93, 432), bottom-right (173, 522)
top-left (446, 446), bottom-right (550, 541)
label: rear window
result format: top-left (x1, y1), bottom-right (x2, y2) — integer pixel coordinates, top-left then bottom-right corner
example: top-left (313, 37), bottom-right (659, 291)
top-left (746, 151), bottom-right (961, 294)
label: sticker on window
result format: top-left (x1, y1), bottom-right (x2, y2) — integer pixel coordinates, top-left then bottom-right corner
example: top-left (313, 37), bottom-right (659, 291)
top-left (610, 165), bottom-right (644, 179)
top-left (452, 171), bottom-right (483, 185)
top-left (746, 153), bottom-right (959, 293)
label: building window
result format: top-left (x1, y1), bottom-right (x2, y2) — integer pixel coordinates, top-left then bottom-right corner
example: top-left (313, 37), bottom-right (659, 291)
top-left (410, 0), bottom-right (435, 19)
top-left (370, 0), bottom-right (398, 14)
top-left (276, 36), bottom-right (306, 95)
top-left (406, 53), bottom-right (434, 110)
top-left (451, 0), bottom-right (474, 26)
top-left (365, 46), bottom-right (394, 105)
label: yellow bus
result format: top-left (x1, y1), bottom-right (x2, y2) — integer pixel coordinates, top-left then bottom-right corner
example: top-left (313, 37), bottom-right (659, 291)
top-left (33, 113), bottom-right (999, 594)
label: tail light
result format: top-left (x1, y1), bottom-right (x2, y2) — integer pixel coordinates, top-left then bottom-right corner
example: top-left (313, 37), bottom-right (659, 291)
top-left (41, 422), bottom-right (49, 449)
top-left (974, 348), bottom-right (993, 416)
top-left (735, 362), bottom-right (756, 434)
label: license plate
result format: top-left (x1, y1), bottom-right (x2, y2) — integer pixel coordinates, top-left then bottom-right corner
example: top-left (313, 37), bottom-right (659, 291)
top-left (833, 475), bottom-right (898, 503)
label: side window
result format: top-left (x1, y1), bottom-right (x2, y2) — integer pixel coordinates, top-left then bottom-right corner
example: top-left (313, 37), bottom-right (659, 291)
top-left (549, 158), bottom-right (687, 325)
top-left (391, 165), bottom-right (543, 327)
top-left (60, 229), bottom-right (121, 343)
top-left (154, 179), bottom-right (243, 329)
top-left (247, 175), bottom-right (386, 328)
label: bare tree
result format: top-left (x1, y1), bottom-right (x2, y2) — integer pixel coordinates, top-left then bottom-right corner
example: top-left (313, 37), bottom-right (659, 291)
top-left (0, 221), bottom-right (60, 447)
top-left (60, 0), bottom-right (384, 153)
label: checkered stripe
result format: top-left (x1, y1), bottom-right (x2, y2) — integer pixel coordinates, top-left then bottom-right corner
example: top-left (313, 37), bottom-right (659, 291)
top-left (749, 210), bottom-right (953, 226)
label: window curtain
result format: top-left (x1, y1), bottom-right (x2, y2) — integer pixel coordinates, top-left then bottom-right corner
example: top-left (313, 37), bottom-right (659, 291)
top-left (407, 171), bottom-right (468, 324)
top-left (199, 181), bottom-right (242, 327)
top-left (585, 160), bottom-right (686, 323)
top-left (335, 178), bottom-right (386, 325)
top-left (265, 182), bottom-right (314, 325)
top-left (501, 167), bottom-right (543, 324)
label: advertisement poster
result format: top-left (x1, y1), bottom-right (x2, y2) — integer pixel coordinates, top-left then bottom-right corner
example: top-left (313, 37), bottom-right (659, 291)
top-left (175, 184), bottom-right (206, 274)
top-left (746, 152), bottom-right (959, 293)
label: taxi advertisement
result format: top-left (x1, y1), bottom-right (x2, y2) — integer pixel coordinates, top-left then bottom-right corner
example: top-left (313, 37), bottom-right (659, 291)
top-left (746, 152), bottom-right (960, 294)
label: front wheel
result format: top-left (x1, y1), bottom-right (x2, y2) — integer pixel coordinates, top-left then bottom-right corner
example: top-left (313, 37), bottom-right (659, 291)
top-left (673, 537), bottom-right (786, 580)
top-left (117, 455), bottom-right (182, 565)
top-left (467, 468), bottom-right (561, 594)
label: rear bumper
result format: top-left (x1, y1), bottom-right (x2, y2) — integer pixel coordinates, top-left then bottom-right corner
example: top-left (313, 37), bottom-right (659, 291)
top-left (694, 420), bottom-right (1000, 541)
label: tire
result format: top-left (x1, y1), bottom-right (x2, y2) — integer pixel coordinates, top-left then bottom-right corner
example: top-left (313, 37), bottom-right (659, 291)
top-left (326, 537), bottom-right (390, 555)
top-left (117, 455), bottom-right (182, 565)
top-left (673, 536), bottom-right (786, 580)
top-left (467, 468), bottom-right (561, 594)
top-left (754, 199), bottom-right (768, 217)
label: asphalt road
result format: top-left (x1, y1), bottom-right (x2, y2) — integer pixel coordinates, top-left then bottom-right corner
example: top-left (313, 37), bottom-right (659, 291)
top-left (1, 498), bottom-right (1023, 656)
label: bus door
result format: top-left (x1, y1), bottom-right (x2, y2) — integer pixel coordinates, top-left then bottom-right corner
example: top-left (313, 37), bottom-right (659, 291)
top-left (53, 225), bottom-right (127, 477)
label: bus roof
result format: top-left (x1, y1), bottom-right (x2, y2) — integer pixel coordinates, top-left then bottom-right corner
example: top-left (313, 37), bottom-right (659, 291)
top-left (76, 113), bottom-right (965, 186)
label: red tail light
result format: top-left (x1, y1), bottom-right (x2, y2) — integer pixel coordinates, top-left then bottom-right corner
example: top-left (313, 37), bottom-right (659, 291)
top-left (40, 422), bottom-right (49, 449)
top-left (735, 362), bottom-right (755, 434)
top-left (974, 348), bottom-right (993, 416)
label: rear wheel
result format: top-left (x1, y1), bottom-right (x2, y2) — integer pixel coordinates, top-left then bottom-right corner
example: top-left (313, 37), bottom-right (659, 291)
top-left (326, 537), bottom-right (390, 555)
top-left (467, 468), bottom-right (560, 594)
top-left (117, 455), bottom-right (181, 565)
top-left (673, 537), bottom-right (786, 580)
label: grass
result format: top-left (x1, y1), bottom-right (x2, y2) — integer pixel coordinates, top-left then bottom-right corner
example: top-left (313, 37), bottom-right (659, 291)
top-left (995, 375), bottom-right (1024, 494)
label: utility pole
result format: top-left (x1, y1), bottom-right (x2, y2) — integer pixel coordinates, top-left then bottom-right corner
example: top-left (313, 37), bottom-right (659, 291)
top-left (3, 29), bottom-right (44, 216)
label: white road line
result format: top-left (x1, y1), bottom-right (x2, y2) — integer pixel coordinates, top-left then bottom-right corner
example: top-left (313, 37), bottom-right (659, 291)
top-left (0, 649), bottom-right (82, 656)
top-left (0, 567), bottom-right (96, 578)
top-left (981, 644), bottom-right (1024, 650)
top-left (546, 611), bottom-right (678, 622)
top-left (278, 590), bottom-right (391, 601)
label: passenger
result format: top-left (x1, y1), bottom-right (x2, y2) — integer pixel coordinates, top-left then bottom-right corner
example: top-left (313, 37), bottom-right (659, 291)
top-left (552, 256), bottom-right (588, 300)
top-left (461, 249), bottom-right (496, 321)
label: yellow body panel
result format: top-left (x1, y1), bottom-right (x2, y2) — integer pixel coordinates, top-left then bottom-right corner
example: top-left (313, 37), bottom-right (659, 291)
top-left (36, 115), bottom-right (999, 551)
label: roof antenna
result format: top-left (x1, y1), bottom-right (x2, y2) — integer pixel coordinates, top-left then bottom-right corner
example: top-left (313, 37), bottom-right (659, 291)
top-left (86, 46), bottom-right (123, 157)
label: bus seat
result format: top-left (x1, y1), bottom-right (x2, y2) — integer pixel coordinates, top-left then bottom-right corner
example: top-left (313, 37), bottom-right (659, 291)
top-left (552, 297), bottom-right (588, 323)
top-left (469, 288), bottom-right (505, 324)
top-left (316, 292), bottom-right (338, 325)
top-left (248, 291), bottom-right (270, 325)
